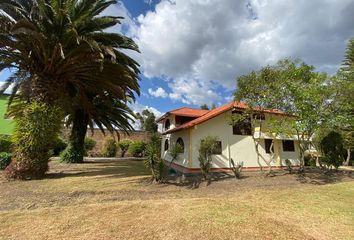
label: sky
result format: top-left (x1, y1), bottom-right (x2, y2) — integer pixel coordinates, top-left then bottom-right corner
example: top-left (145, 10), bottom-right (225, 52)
top-left (1, 0), bottom-right (354, 118)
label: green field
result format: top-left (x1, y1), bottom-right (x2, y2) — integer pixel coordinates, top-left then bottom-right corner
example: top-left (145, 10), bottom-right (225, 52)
top-left (0, 95), bottom-right (14, 135)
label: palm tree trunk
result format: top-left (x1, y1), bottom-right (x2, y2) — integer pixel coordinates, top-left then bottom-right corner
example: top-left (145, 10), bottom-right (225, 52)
top-left (63, 109), bottom-right (89, 163)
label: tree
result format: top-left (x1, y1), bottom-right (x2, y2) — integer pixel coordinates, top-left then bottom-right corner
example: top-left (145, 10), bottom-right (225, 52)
top-left (235, 59), bottom-right (331, 173)
top-left (144, 134), bottom-right (163, 183)
top-left (234, 65), bottom-right (289, 174)
top-left (117, 139), bottom-right (132, 157)
top-left (136, 109), bottom-right (158, 133)
top-left (198, 136), bottom-right (219, 180)
top-left (332, 38), bottom-right (354, 165)
top-left (62, 96), bottom-right (137, 163)
top-left (0, 0), bottom-right (140, 177)
top-left (320, 131), bottom-right (345, 170)
top-left (200, 104), bottom-right (209, 110)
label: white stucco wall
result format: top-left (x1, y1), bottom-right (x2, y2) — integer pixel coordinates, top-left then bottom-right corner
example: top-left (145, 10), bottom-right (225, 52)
top-left (161, 129), bottom-right (190, 167)
top-left (161, 110), bottom-right (301, 169)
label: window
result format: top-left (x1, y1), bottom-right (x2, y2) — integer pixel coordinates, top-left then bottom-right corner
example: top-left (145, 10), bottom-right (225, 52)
top-left (164, 119), bottom-right (170, 130)
top-left (253, 113), bottom-right (265, 121)
top-left (282, 140), bottom-right (295, 152)
top-left (164, 139), bottom-right (169, 151)
top-left (232, 118), bottom-right (252, 135)
top-left (264, 139), bottom-right (274, 154)
top-left (213, 141), bottom-right (222, 155)
top-left (176, 138), bottom-right (184, 152)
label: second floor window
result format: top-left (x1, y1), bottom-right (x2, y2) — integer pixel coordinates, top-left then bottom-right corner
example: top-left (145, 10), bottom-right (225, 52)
top-left (232, 118), bottom-right (252, 136)
top-left (164, 119), bottom-right (170, 130)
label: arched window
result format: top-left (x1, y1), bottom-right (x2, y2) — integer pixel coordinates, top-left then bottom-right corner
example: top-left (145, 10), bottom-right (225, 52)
top-left (165, 119), bottom-right (171, 130)
top-left (176, 137), bottom-right (184, 152)
top-left (164, 139), bottom-right (169, 151)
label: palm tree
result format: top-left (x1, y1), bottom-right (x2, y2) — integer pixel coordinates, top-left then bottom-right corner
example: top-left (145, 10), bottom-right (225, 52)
top-left (0, 0), bottom-right (140, 178)
top-left (62, 93), bottom-right (137, 163)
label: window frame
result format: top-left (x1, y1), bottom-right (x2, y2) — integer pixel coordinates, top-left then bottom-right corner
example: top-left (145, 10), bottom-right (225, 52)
top-left (176, 137), bottom-right (185, 153)
top-left (212, 141), bottom-right (222, 155)
top-left (282, 140), bottom-right (295, 152)
top-left (164, 119), bottom-right (171, 131)
top-left (264, 139), bottom-right (274, 154)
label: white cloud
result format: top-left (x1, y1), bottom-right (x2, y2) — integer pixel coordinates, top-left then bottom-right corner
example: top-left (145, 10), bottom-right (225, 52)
top-left (129, 101), bottom-right (162, 117)
top-left (128, 101), bottom-right (163, 131)
top-left (130, 0), bottom-right (354, 105)
top-left (148, 87), bottom-right (168, 98)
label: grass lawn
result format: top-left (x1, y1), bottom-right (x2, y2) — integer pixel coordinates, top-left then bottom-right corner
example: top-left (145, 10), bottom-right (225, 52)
top-left (0, 95), bottom-right (14, 135)
top-left (0, 159), bottom-right (353, 240)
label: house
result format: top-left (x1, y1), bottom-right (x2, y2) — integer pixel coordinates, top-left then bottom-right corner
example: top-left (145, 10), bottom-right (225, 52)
top-left (157, 101), bottom-right (301, 173)
top-left (0, 94), bottom-right (15, 135)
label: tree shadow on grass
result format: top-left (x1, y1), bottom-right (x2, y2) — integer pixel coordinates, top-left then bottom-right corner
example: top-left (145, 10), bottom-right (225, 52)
top-left (296, 168), bottom-right (354, 185)
top-left (46, 159), bottom-right (150, 179)
top-left (160, 172), bottom-right (249, 189)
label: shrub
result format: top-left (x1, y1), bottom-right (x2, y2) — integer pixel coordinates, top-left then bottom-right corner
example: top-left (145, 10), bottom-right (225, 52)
top-left (144, 142), bottom-right (164, 183)
top-left (117, 139), bottom-right (132, 157)
top-left (0, 152), bottom-right (11, 170)
top-left (320, 131), bottom-right (344, 170)
top-left (60, 144), bottom-right (83, 163)
top-left (284, 159), bottom-right (293, 174)
top-left (129, 141), bottom-right (146, 157)
top-left (5, 102), bottom-right (63, 179)
top-left (230, 158), bottom-right (243, 179)
top-left (102, 138), bottom-right (117, 157)
top-left (304, 155), bottom-right (317, 167)
top-left (0, 135), bottom-right (13, 152)
top-left (84, 137), bottom-right (96, 155)
top-left (52, 137), bottom-right (67, 156)
top-left (198, 136), bottom-right (219, 180)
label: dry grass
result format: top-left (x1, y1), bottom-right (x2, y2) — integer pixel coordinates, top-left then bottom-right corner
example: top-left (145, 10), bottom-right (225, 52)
top-left (0, 159), bottom-right (353, 240)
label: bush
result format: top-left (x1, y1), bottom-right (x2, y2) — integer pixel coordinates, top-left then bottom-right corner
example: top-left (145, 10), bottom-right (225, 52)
top-left (320, 131), bottom-right (344, 170)
top-left (230, 158), bottom-right (243, 179)
top-left (117, 139), bottom-right (132, 157)
top-left (84, 137), bottom-right (96, 155)
top-left (304, 155), bottom-right (317, 167)
top-left (102, 138), bottom-right (117, 157)
top-left (144, 142), bottom-right (164, 183)
top-left (52, 137), bottom-right (67, 156)
top-left (60, 144), bottom-right (84, 163)
top-left (0, 152), bottom-right (11, 170)
top-left (198, 136), bottom-right (219, 180)
top-left (0, 135), bottom-right (13, 152)
top-left (284, 159), bottom-right (293, 174)
top-left (5, 102), bottom-right (63, 179)
top-left (129, 141), bottom-right (146, 157)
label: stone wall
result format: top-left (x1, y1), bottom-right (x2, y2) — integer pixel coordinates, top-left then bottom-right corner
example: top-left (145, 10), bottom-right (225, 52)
top-left (62, 128), bottom-right (153, 157)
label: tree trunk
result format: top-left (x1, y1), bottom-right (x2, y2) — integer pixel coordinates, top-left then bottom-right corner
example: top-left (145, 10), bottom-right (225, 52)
top-left (343, 148), bottom-right (351, 166)
top-left (63, 109), bottom-right (89, 163)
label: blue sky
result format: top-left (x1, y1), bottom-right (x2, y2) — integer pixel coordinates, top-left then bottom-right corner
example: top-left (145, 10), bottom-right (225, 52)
top-left (1, 0), bottom-right (354, 117)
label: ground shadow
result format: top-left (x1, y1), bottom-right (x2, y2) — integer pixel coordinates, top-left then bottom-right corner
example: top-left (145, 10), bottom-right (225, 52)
top-left (295, 168), bottom-right (354, 185)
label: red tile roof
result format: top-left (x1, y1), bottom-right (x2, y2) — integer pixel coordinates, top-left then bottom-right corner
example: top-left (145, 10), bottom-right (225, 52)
top-left (163, 101), bottom-right (286, 134)
top-left (156, 107), bottom-right (209, 122)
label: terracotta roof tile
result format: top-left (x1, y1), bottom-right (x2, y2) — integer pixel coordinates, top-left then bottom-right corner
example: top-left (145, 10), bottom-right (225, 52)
top-left (163, 101), bottom-right (286, 134)
top-left (156, 107), bottom-right (209, 122)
